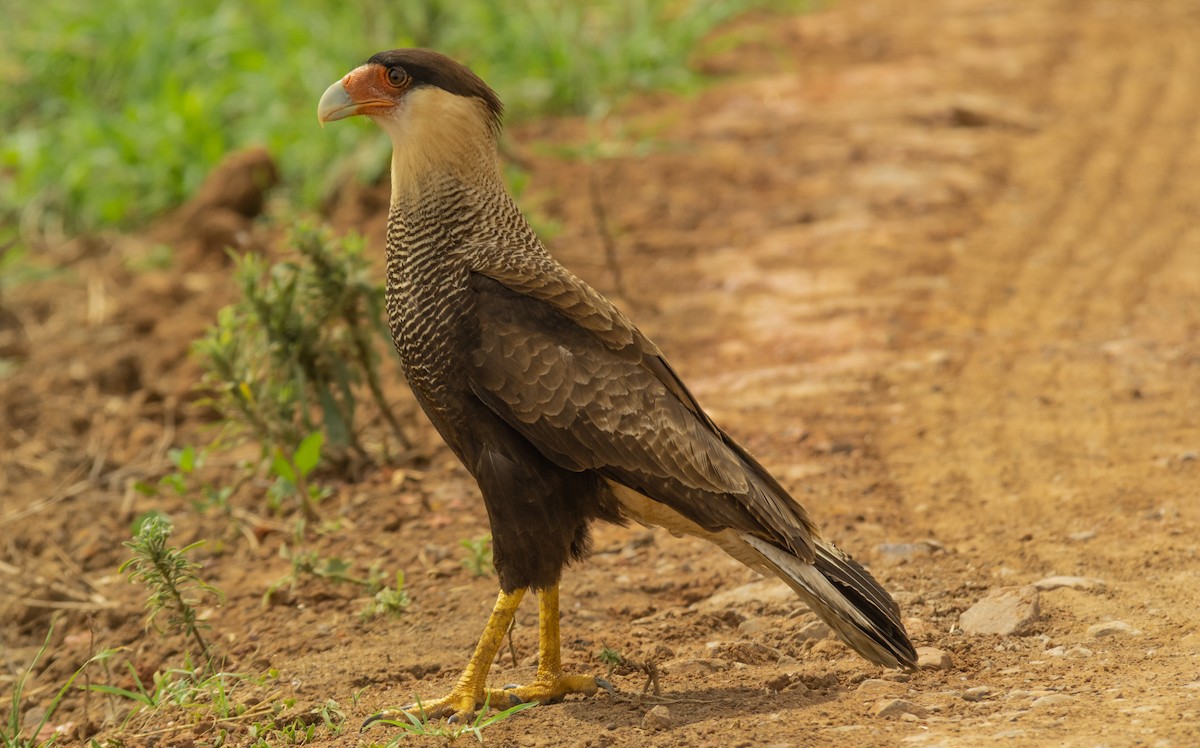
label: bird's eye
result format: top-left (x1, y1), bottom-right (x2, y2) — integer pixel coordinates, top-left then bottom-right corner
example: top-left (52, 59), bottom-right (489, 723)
top-left (386, 66), bottom-right (408, 88)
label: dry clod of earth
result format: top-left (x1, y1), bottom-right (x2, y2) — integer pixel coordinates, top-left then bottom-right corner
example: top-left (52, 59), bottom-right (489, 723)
top-left (1033, 575), bottom-right (1107, 592)
top-left (875, 540), bottom-right (943, 565)
top-left (155, 146), bottom-right (280, 257)
top-left (1086, 620), bottom-right (1142, 638)
top-left (915, 646), bottom-right (953, 670)
top-left (1045, 645), bottom-right (1093, 658)
top-left (642, 705), bottom-right (673, 732)
top-left (872, 698), bottom-right (928, 720)
top-left (1030, 694), bottom-right (1076, 710)
top-left (958, 585), bottom-right (1041, 636)
top-left (795, 619), bottom-right (833, 642)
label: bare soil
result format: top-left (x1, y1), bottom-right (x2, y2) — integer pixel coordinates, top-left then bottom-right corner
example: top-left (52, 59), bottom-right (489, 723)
top-left (3, 0), bottom-right (1198, 746)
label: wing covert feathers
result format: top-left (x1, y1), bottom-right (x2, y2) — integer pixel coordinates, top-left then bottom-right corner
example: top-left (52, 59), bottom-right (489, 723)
top-left (468, 271), bottom-right (816, 559)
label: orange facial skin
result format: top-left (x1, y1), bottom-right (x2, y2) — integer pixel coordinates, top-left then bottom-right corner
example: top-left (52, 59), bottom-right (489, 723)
top-left (317, 63), bottom-right (410, 123)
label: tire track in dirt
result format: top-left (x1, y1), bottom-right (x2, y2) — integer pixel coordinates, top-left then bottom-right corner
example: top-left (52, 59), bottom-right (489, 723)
top-left (1091, 38), bottom-right (1200, 331)
top-left (1010, 17), bottom-right (1197, 517)
top-left (875, 1), bottom-right (1200, 743)
top-left (904, 1), bottom-right (1194, 524)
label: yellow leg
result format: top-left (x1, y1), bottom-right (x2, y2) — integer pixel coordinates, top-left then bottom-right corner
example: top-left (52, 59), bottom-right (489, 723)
top-left (364, 585), bottom-right (610, 730)
top-left (388, 588), bottom-right (525, 722)
top-left (499, 585), bottom-right (612, 706)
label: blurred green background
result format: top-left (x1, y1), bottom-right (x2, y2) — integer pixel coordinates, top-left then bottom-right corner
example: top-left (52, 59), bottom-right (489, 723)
top-left (1, 0), bottom-right (799, 243)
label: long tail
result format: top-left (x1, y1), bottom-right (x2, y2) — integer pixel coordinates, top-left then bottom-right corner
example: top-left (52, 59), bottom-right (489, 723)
top-left (741, 534), bottom-right (917, 669)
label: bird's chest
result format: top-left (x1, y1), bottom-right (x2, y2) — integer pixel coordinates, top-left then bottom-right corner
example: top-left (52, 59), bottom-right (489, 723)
top-left (384, 249), bottom-right (477, 409)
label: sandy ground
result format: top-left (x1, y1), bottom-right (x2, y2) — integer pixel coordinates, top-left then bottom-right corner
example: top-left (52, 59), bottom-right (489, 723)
top-left (2, 0), bottom-right (1198, 746)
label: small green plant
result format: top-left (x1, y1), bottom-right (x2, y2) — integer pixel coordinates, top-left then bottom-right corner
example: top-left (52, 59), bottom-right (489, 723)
top-left (90, 660), bottom-right (280, 736)
top-left (264, 547), bottom-right (410, 620)
top-left (598, 645), bottom-right (624, 680)
top-left (361, 571), bottom-right (411, 621)
top-left (265, 431), bottom-right (331, 520)
top-left (134, 442), bottom-right (242, 515)
top-left (120, 514), bottom-right (223, 669)
top-left (369, 694), bottom-right (538, 745)
top-left (246, 698), bottom-right (346, 747)
top-left (460, 536), bottom-right (494, 578)
top-left (193, 224), bottom-right (411, 518)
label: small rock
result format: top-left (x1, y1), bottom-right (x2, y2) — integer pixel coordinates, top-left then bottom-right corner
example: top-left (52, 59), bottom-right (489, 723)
top-left (959, 586), bottom-right (1040, 636)
top-left (738, 618), bottom-right (766, 635)
top-left (694, 580), bottom-right (794, 613)
top-left (795, 620), bottom-right (833, 641)
top-left (1030, 694), bottom-right (1075, 709)
top-left (642, 705), bottom-right (672, 731)
top-left (1067, 530), bottom-right (1097, 542)
top-left (1033, 576), bottom-right (1106, 592)
top-left (1064, 645), bottom-right (1094, 658)
top-left (962, 686), bottom-right (991, 702)
top-left (915, 647), bottom-right (953, 670)
top-left (873, 699), bottom-right (928, 720)
top-left (1087, 621), bottom-right (1142, 638)
top-left (876, 541), bottom-right (943, 565)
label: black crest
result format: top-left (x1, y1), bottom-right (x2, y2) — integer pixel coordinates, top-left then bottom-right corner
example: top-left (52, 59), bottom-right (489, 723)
top-left (367, 49), bottom-right (503, 132)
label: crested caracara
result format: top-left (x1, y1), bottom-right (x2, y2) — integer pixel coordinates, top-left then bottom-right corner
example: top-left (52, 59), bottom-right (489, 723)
top-left (318, 49), bottom-right (916, 722)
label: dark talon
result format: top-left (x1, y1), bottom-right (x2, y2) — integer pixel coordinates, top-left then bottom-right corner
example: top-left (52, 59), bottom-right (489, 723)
top-left (361, 711), bottom-right (389, 731)
top-left (595, 677), bottom-right (615, 695)
top-left (507, 692), bottom-right (525, 704)
top-left (447, 713), bottom-right (461, 725)
top-left (503, 683), bottom-right (519, 690)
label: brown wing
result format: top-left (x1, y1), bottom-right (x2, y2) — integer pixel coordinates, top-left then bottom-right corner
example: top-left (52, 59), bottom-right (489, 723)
top-left (467, 270), bottom-right (818, 560)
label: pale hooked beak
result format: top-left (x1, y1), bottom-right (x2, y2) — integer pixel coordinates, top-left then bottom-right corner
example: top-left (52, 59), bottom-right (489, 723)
top-left (317, 80), bottom-right (358, 126)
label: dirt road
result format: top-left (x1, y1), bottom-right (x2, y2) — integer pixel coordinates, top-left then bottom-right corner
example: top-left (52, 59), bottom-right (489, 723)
top-left (2, 0), bottom-right (1197, 745)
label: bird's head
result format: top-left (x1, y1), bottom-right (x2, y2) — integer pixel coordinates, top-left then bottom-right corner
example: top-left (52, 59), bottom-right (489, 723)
top-left (319, 49), bottom-right (504, 197)
top-left (319, 50), bottom-right (501, 141)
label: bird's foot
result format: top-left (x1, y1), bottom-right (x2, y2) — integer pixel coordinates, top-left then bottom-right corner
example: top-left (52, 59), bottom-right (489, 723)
top-left (362, 683), bottom-right (541, 729)
top-left (502, 673), bottom-right (614, 706)
top-left (362, 689), bottom-right (480, 728)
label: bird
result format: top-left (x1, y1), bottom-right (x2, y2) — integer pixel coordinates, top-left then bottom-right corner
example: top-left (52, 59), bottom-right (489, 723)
top-left (317, 49), bottom-right (916, 721)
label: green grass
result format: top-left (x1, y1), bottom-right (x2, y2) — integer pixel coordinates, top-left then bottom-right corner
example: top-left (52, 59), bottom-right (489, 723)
top-left (2, 620), bottom-right (119, 748)
top-left (1, 0), bottom-right (799, 239)
top-left (368, 695), bottom-right (538, 745)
